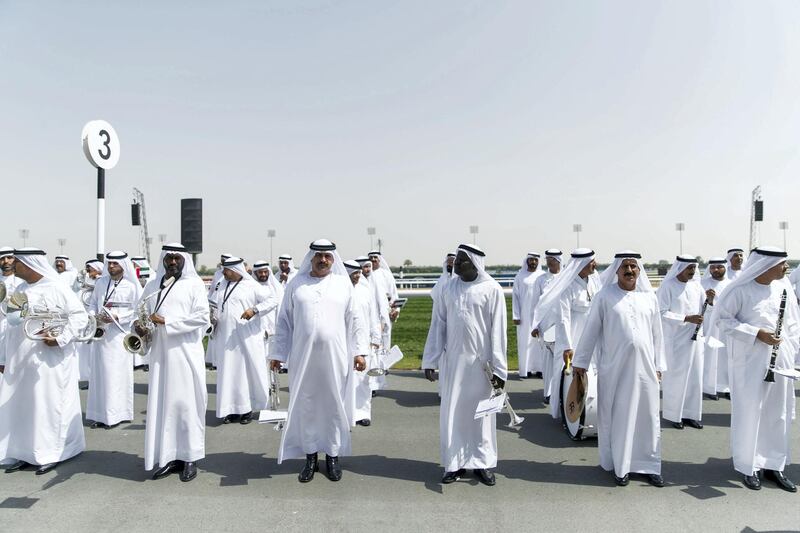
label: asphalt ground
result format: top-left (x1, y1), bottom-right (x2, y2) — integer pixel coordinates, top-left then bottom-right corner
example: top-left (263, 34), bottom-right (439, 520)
top-left (0, 370), bottom-right (798, 533)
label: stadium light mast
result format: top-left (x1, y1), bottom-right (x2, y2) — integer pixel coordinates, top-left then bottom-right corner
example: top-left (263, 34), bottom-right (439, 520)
top-left (469, 225), bottom-right (479, 245)
top-left (573, 224), bottom-right (582, 248)
top-left (750, 186), bottom-right (763, 251)
top-left (675, 223), bottom-right (685, 254)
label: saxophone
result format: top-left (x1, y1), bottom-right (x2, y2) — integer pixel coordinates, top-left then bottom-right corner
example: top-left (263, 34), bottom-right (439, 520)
top-left (122, 277), bottom-right (175, 356)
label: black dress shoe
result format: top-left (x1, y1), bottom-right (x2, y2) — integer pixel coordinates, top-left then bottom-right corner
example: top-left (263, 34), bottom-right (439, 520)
top-left (743, 473), bottom-right (761, 490)
top-left (239, 412), bottom-right (253, 425)
top-left (371, 391), bottom-right (377, 398)
top-left (671, 421), bottom-right (684, 430)
top-left (543, 396), bottom-right (550, 406)
top-left (356, 419), bottom-right (371, 427)
top-left (78, 382), bottom-right (89, 390)
top-left (764, 469), bottom-right (797, 492)
top-left (152, 460), bottom-right (183, 480)
top-left (646, 474), bottom-right (664, 487)
top-left (143, 365), bottom-right (149, 372)
top-left (614, 474), bottom-right (629, 486)
top-left (298, 453), bottom-right (318, 483)
top-left (325, 455), bottom-right (342, 482)
top-left (703, 393), bottom-right (718, 401)
top-left (683, 418), bottom-right (703, 429)
top-left (721, 392), bottom-right (731, 400)
top-left (90, 421), bottom-right (107, 429)
top-left (179, 462), bottom-right (197, 482)
top-left (533, 372), bottom-right (543, 379)
top-left (527, 372), bottom-right (535, 378)
top-left (441, 468), bottom-right (466, 484)
top-left (474, 468), bottom-right (496, 486)
top-left (4, 460), bottom-right (31, 473)
top-left (35, 462), bottom-right (58, 475)
top-left (223, 414), bottom-right (240, 424)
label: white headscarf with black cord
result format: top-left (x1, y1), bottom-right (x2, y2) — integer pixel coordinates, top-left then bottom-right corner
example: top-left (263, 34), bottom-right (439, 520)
top-left (597, 250), bottom-right (653, 292)
top-left (153, 243), bottom-right (200, 282)
top-left (294, 239), bottom-right (348, 279)
top-left (532, 248), bottom-right (596, 330)
top-left (454, 243), bottom-right (493, 284)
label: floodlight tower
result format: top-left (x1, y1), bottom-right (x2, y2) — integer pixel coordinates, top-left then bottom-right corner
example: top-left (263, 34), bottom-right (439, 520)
top-left (749, 186), bottom-right (763, 251)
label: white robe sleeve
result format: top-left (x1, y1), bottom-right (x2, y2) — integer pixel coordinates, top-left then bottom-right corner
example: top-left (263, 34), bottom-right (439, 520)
top-left (555, 289), bottom-right (573, 356)
top-left (271, 283), bottom-right (294, 363)
top-left (650, 294), bottom-right (667, 372)
top-left (717, 288), bottom-right (760, 347)
top-left (367, 296), bottom-right (381, 346)
top-left (488, 285), bottom-right (508, 381)
top-left (254, 283), bottom-right (279, 316)
top-left (163, 282), bottom-right (210, 336)
top-left (657, 284), bottom-right (685, 324)
top-left (572, 294), bottom-right (603, 370)
top-left (346, 288), bottom-right (368, 357)
top-left (421, 288), bottom-right (448, 370)
top-left (512, 279), bottom-right (521, 321)
top-left (56, 285), bottom-right (89, 348)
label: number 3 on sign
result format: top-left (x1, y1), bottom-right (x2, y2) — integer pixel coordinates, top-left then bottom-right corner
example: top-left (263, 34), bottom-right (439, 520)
top-left (82, 120), bottom-right (120, 170)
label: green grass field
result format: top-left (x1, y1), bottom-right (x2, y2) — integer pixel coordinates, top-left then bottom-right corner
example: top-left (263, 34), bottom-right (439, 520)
top-left (391, 296), bottom-right (519, 370)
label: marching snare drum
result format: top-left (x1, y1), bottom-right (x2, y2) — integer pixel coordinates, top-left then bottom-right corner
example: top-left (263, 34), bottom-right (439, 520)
top-left (559, 365), bottom-right (598, 440)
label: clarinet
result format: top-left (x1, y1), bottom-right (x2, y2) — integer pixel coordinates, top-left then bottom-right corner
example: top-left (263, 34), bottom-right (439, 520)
top-left (764, 289), bottom-right (788, 383)
top-left (691, 299), bottom-right (709, 341)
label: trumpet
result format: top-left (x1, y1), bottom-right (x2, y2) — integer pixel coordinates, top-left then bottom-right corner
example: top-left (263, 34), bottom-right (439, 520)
top-left (21, 304), bottom-right (97, 342)
top-left (123, 277), bottom-right (175, 356)
top-left (483, 362), bottom-right (524, 429)
top-left (269, 368), bottom-right (284, 431)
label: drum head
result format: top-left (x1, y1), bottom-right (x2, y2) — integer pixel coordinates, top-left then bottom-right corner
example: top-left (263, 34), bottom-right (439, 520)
top-left (564, 372), bottom-right (588, 424)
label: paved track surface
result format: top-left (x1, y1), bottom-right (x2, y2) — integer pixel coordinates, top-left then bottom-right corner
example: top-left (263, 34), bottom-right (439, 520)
top-left (0, 370), bottom-right (798, 532)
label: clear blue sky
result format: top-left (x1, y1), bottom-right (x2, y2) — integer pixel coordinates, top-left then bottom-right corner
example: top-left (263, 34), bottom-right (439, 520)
top-left (1, 1), bottom-right (799, 268)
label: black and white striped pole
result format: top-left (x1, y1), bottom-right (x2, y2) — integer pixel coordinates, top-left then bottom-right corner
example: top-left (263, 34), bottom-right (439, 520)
top-left (82, 120), bottom-right (120, 261)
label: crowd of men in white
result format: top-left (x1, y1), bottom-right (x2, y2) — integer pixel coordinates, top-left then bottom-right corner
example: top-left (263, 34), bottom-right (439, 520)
top-left (0, 241), bottom-right (796, 493)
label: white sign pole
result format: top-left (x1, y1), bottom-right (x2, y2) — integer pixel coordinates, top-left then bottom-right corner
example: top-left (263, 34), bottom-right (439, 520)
top-left (82, 120), bottom-right (120, 261)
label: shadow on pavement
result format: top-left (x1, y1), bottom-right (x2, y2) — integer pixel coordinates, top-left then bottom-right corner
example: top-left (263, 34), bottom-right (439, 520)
top-left (499, 412), bottom-right (598, 449)
top-left (344, 454), bottom-right (444, 494)
top-left (377, 389), bottom-right (441, 408)
top-left (202, 452), bottom-right (293, 485)
top-left (39, 450), bottom-right (145, 490)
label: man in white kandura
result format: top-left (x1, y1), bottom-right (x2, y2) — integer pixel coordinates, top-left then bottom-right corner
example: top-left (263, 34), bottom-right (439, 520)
top-left (532, 248), bottom-right (600, 420)
top-left (422, 253), bottom-right (455, 362)
top-left (531, 249), bottom-right (562, 405)
top-left (712, 246), bottom-right (799, 492)
top-left (573, 251), bottom-right (665, 487)
top-left (141, 243), bottom-right (209, 483)
top-left (656, 255), bottom-right (705, 430)
top-left (358, 255), bottom-right (390, 393)
top-left (213, 256), bottom-right (277, 425)
top-left (0, 248), bottom-right (89, 475)
top-left (700, 257), bottom-right (731, 401)
top-left (74, 258), bottom-right (104, 387)
top-left (368, 250), bottom-right (400, 347)
top-left (277, 254), bottom-right (298, 286)
top-left (53, 255), bottom-right (79, 291)
top-left (0, 247), bottom-right (22, 357)
top-left (251, 260), bottom-right (284, 358)
top-left (270, 240), bottom-right (367, 483)
top-left (423, 244), bottom-right (507, 486)
top-left (511, 252), bottom-right (541, 378)
top-left (86, 251), bottom-right (142, 429)
top-left (345, 259), bottom-right (381, 427)
top-left (726, 248), bottom-right (744, 281)
top-left (204, 252), bottom-right (232, 370)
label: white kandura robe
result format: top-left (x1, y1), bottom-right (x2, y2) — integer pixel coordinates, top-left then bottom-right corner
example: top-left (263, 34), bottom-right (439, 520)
top-left (423, 273), bottom-right (453, 396)
top-left (86, 278), bottom-right (138, 426)
top-left (349, 281), bottom-right (380, 423)
top-left (717, 280), bottom-right (799, 476)
top-left (701, 276), bottom-right (732, 395)
top-left (142, 277), bottom-right (209, 470)
top-left (273, 273), bottom-right (367, 462)
top-left (365, 273), bottom-right (390, 391)
top-left (0, 278), bottom-right (88, 466)
top-left (573, 284), bottom-right (666, 477)
top-left (512, 268), bottom-right (542, 377)
top-left (657, 278), bottom-right (705, 423)
top-left (214, 278), bottom-right (277, 418)
top-left (532, 272), bottom-right (558, 394)
top-left (422, 277), bottom-right (508, 471)
top-left (205, 277), bottom-right (224, 367)
top-left (256, 279), bottom-right (282, 358)
top-left (0, 273), bottom-right (22, 367)
top-left (548, 275), bottom-right (600, 419)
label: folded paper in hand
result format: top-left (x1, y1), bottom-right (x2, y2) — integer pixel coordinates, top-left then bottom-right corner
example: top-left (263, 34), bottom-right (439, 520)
top-left (475, 393), bottom-right (506, 419)
top-left (258, 409), bottom-right (288, 424)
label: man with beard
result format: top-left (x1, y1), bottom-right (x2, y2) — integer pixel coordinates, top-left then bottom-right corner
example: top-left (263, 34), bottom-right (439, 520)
top-left (657, 255), bottom-right (705, 430)
top-left (54, 255), bottom-right (79, 291)
top-left (532, 249), bottom-right (600, 420)
top-left (270, 240), bottom-right (367, 482)
top-left (713, 246), bottom-right (799, 492)
top-left (700, 258), bottom-right (731, 400)
top-left (86, 252), bottom-right (142, 429)
top-left (512, 253), bottom-right (541, 378)
top-left (0, 248), bottom-right (89, 475)
top-left (423, 244), bottom-right (507, 486)
top-left (573, 252), bottom-right (665, 487)
top-left (423, 253), bottom-right (455, 360)
top-left (358, 255), bottom-right (390, 393)
top-left (0, 247), bottom-right (22, 365)
top-left (140, 243), bottom-right (209, 482)
top-left (205, 253), bottom-right (232, 370)
top-left (278, 254), bottom-right (298, 286)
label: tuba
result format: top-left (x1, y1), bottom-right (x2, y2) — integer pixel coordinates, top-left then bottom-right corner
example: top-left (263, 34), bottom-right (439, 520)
top-left (76, 270), bottom-right (95, 307)
top-left (123, 277), bottom-right (175, 356)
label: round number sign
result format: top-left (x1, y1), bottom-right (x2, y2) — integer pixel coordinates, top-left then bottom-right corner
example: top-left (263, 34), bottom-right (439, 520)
top-left (82, 120), bottom-right (120, 170)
